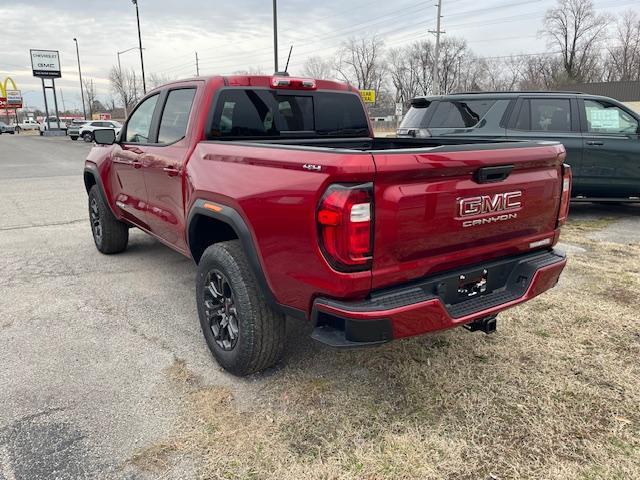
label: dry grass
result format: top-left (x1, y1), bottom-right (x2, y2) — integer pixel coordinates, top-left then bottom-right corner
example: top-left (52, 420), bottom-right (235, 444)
top-left (131, 217), bottom-right (640, 479)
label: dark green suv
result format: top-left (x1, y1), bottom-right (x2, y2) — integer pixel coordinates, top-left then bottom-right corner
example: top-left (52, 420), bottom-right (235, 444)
top-left (397, 92), bottom-right (640, 201)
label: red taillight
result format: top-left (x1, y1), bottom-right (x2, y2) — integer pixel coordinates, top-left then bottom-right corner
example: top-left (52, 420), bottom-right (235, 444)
top-left (558, 164), bottom-right (572, 226)
top-left (317, 183), bottom-right (373, 271)
top-left (271, 76), bottom-right (317, 90)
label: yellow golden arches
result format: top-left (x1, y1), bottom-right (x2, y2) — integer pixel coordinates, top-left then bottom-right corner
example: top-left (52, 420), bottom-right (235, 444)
top-left (0, 77), bottom-right (18, 97)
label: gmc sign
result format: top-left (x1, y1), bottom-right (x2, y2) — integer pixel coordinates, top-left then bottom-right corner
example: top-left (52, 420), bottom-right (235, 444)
top-left (458, 191), bottom-right (522, 217)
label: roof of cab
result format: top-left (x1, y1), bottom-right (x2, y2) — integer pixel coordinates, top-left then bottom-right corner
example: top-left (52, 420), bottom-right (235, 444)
top-left (149, 75), bottom-right (355, 93)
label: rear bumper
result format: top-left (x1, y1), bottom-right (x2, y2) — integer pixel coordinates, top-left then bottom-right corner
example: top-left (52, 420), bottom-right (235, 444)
top-left (311, 249), bottom-right (566, 347)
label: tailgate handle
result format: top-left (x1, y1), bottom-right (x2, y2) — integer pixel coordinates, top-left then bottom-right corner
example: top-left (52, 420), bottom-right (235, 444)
top-left (475, 165), bottom-right (513, 184)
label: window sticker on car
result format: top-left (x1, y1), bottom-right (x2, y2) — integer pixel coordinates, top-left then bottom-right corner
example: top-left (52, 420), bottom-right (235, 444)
top-left (587, 109), bottom-right (620, 130)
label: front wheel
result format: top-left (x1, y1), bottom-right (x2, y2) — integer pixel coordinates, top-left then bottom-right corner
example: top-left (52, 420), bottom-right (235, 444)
top-left (196, 241), bottom-right (286, 376)
top-left (83, 132), bottom-right (94, 142)
top-left (88, 185), bottom-right (129, 254)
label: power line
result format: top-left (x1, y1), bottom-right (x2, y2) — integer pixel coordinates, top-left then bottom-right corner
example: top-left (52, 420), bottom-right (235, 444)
top-left (149, 0), bottom-right (635, 78)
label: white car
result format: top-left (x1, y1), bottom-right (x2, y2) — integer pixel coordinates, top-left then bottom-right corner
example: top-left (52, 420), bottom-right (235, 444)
top-left (39, 117), bottom-right (68, 134)
top-left (72, 120), bottom-right (122, 142)
top-left (13, 119), bottom-right (40, 132)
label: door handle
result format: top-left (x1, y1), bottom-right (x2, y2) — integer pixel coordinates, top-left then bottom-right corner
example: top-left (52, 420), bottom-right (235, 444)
top-left (113, 157), bottom-right (143, 168)
top-left (163, 166), bottom-right (180, 177)
top-left (586, 141), bottom-right (604, 146)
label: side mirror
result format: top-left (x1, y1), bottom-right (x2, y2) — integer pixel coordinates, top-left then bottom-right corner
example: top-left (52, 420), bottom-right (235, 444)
top-left (94, 129), bottom-right (116, 145)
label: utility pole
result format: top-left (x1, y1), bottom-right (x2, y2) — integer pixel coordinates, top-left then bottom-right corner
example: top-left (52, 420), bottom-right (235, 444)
top-left (429, 0), bottom-right (445, 95)
top-left (195, 52), bottom-right (200, 76)
top-left (59, 88), bottom-right (66, 113)
top-left (132, 0), bottom-right (147, 94)
top-left (273, 0), bottom-right (279, 72)
top-left (73, 38), bottom-right (87, 119)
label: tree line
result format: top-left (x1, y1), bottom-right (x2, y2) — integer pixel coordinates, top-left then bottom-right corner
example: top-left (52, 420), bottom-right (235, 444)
top-left (304, 0), bottom-right (640, 113)
top-left (101, 0), bottom-right (639, 117)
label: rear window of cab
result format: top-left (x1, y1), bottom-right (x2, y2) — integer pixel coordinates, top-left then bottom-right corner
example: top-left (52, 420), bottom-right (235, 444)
top-left (209, 89), bottom-right (370, 138)
top-left (401, 99), bottom-right (497, 129)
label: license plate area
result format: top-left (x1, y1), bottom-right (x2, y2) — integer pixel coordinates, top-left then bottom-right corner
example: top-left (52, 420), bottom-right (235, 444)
top-left (457, 268), bottom-right (488, 300)
top-left (433, 262), bottom-right (514, 307)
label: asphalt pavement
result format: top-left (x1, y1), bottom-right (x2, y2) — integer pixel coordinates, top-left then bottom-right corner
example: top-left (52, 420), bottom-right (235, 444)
top-left (0, 135), bottom-right (238, 479)
top-left (0, 134), bottom-right (638, 479)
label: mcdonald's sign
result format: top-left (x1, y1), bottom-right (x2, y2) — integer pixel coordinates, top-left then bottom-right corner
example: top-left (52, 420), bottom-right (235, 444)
top-left (0, 77), bottom-right (22, 109)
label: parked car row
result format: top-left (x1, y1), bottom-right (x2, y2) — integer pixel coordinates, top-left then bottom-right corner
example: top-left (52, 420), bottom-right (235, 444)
top-left (2, 117), bottom-right (123, 138)
top-left (397, 91), bottom-right (640, 202)
top-left (69, 120), bottom-right (122, 142)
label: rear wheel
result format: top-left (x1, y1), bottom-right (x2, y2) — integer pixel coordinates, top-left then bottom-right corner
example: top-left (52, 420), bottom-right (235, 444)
top-left (196, 241), bottom-right (286, 376)
top-left (83, 132), bottom-right (94, 142)
top-left (70, 136), bottom-right (78, 141)
top-left (88, 185), bottom-right (129, 254)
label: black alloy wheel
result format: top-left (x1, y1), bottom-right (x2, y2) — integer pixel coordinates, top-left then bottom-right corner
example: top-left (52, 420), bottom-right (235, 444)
top-left (203, 270), bottom-right (240, 351)
top-left (89, 196), bottom-right (103, 247)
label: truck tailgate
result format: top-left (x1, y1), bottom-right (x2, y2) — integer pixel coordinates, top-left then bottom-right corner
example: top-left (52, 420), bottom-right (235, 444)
top-left (371, 143), bottom-right (565, 290)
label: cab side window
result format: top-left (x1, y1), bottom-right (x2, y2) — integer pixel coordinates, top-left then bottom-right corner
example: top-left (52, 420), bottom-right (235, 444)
top-left (584, 100), bottom-right (638, 135)
top-left (125, 94), bottom-right (159, 143)
top-left (158, 89), bottom-right (196, 144)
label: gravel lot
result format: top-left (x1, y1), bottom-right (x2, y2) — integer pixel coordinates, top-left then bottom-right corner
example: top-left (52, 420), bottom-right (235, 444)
top-left (1, 134), bottom-right (638, 479)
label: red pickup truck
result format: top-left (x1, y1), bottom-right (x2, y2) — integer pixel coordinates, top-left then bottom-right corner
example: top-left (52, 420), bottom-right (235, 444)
top-left (84, 75), bottom-right (571, 376)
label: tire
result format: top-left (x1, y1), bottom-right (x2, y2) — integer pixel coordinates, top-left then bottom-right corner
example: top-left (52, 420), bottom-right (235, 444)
top-left (39, 130), bottom-right (43, 136)
top-left (9, 131), bottom-right (14, 135)
top-left (196, 240), bottom-right (286, 376)
top-left (83, 132), bottom-right (94, 142)
top-left (70, 136), bottom-right (78, 141)
top-left (88, 185), bottom-right (129, 254)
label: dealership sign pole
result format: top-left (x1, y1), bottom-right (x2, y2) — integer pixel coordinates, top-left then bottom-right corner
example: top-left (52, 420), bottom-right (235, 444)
top-left (30, 49), bottom-right (62, 132)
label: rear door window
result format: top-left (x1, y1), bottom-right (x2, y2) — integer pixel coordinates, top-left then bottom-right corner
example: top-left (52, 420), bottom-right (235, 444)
top-left (429, 100), bottom-right (497, 128)
top-left (210, 89), bottom-right (369, 138)
top-left (515, 99), bottom-right (573, 132)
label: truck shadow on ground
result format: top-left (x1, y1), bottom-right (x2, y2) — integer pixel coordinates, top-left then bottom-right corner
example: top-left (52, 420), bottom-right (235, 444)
top-left (569, 201), bottom-right (640, 218)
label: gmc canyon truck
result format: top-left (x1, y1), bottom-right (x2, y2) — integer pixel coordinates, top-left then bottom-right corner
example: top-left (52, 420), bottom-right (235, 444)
top-left (84, 75), bottom-right (571, 376)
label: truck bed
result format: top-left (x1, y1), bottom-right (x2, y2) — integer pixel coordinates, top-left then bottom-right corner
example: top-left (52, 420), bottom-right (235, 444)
top-left (205, 136), bottom-right (554, 152)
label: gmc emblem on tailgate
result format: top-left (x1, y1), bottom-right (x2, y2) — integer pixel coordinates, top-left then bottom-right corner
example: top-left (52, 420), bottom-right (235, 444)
top-left (458, 191), bottom-right (522, 228)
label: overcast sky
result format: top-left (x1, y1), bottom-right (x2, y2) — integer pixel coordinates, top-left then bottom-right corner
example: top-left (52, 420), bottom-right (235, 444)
top-left (0, 0), bottom-right (638, 111)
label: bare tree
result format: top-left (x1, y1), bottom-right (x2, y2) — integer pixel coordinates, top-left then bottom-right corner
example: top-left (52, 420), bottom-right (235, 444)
top-left (109, 66), bottom-right (141, 114)
top-left (542, 0), bottom-right (610, 82)
top-left (519, 55), bottom-right (565, 89)
top-left (302, 56), bottom-right (334, 79)
top-left (605, 10), bottom-right (640, 81)
top-left (387, 45), bottom-right (423, 107)
top-left (335, 35), bottom-right (386, 90)
top-left (148, 72), bottom-right (175, 89)
top-left (477, 56), bottom-right (524, 91)
top-left (232, 66), bottom-right (266, 75)
top-left (437, 38), bottom-right (473, 94)
top-left (83, 78), bottom-right (97, 118)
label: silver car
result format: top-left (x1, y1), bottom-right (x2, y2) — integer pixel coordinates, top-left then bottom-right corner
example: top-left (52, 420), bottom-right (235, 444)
top-left (0, 121), bottom-right (16, 134)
